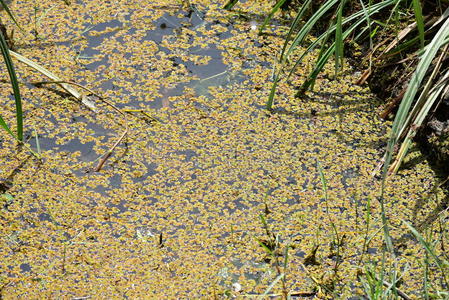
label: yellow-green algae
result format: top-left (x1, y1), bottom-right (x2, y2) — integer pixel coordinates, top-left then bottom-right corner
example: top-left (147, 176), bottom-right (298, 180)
top-left (0, 0), bottom-right (447, 298)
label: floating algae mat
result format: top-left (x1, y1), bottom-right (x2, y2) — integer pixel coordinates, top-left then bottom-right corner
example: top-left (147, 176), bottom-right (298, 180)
top-left (0, 0), bottom-right (448, 298)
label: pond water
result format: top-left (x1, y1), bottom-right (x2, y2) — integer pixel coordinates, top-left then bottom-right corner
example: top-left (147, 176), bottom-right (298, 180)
top-left (0, 0), bottom-right (447, 298)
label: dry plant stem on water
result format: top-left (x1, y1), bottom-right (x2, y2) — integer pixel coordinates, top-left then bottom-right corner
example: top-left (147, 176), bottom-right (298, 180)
top-left (32, 80), bottom-right (128, 172)
top-left (8, 50), bottom-right (97, 111)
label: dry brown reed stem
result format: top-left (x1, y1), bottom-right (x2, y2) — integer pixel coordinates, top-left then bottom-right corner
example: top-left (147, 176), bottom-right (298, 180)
top-left (380, 88), bottom-right (406, 119)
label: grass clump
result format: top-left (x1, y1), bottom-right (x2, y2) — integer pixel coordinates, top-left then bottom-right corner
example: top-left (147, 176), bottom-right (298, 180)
top-left (241, 0), bottom-right (449, 173)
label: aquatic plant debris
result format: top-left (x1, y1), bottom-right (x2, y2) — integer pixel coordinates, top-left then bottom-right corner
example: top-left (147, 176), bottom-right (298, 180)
top-left (0, 0), bottom-right (447, 298)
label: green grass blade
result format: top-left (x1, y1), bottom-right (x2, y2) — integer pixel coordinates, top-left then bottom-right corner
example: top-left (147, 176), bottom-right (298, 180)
top-left (403, 221), bottom-right (449, 269)
top-left (335, 0), bottom-right (346, 75)
top-left (266, 77), bottom-right (279, 110)
top-left (385, 0), bottom-right (402, 27)
top-left (299, 0), bottom-right (405, 93)
top-left (0, 0), bottom-right (23, 31)
top-left (284, 37), bottom-right (325, 81)
top-left (326, 0), bottom-right (395, 43)
top-left (387, 35), bottom-right (421, 56)
top-left (283, 0), bottom-right (391, 61)
top-left (317, 161), bottom-right (328, 201)
top-left (301, 22), bottom-right (362, 92)
top-left (383, 16), bottom-right (449, 177)
top-left (412, 0), bottom-right (425, 49)
top-left (0, 115), bottom-right (39, 157)
top-left (358, 0), bottom-right (373, 49)
top-left (0, 30), bottom-right (23, 141)
top-left (267, 0), bottom-right (332, 109)
top-left (283, 0), bottom-right (339, 61)
top-left (262, 273), bottom-right (284, 296)
top-left (429, 6), bottom-right (449, 30)
top-left (33, 127), bottom-right (41, 155)
top-left (287, 0), bottom-right (396, 89)
top-left (259, 214), bottom-right (268, 230)
top-left (399, 48), bottom-right (448, 137)
top-left (259, 0), bottom-right (288, 35)
top-left (283, 1), bottom-right (386, 83)
top-left (416, 36), bottom-right (449, 57)
top-left (0, 114), bottom-right (16, 139)
top-left (223, 0), bottom-right (238, 10)
top-left (268, 0), bottom-right (396, 108)
top-left (256, 239), bottom-right (274, 256)
top-left (278, 0), bottom-right (312, 64)
top-left (283, 244), bottom-right (290, 269)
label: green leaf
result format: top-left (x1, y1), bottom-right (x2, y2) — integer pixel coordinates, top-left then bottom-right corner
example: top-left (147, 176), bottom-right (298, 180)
top-left (412, 0), bottom-right (425, 49)
top-left (0, 30), bottom-right (23, 141)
